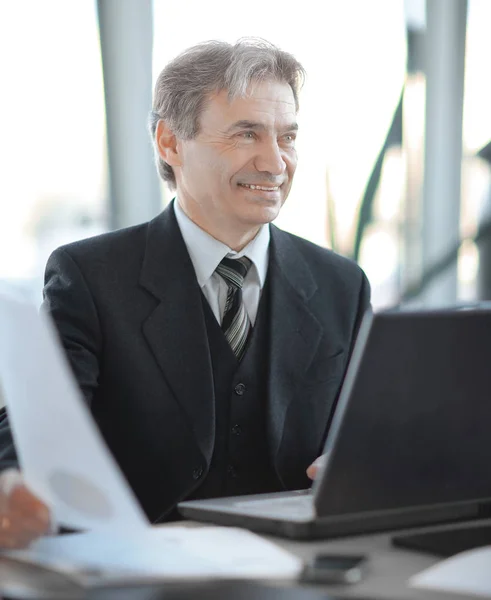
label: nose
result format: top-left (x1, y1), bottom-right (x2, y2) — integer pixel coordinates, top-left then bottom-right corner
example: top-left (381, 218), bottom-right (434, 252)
top-left (254, 139), bottom-right (286, 177)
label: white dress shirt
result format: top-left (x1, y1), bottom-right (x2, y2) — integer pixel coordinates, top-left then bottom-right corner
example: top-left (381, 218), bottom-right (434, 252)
top-left (174, 200), bottom-right (270, 326)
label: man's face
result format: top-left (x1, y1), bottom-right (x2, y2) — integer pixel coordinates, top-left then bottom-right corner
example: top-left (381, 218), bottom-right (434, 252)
top-left (175, 79), bottom-right (298, 236)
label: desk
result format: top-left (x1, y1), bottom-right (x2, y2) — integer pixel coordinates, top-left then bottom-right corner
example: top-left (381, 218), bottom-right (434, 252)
top-left (1, 518), bottom-right (489, 600)
top-left (271, 519), bottom-right (487, 600)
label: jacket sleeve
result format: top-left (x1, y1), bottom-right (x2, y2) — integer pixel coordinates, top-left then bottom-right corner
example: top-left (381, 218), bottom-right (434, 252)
top-left (42, 247), bottom-right (102, 406)
top-left (0, 247), bottom-right (102, 473)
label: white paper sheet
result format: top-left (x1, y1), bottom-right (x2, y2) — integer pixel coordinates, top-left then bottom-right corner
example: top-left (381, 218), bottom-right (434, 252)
top-left (410, 545), bottom-right (491, 597)
top-left (0, 291), bottom-right (148, 531)
top-left (2, 526), bottom-right (302, 585)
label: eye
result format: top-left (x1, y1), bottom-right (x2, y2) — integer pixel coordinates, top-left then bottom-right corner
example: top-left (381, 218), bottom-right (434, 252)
top-left (240, 131), bottom-right (256, 140)
top-left (283, 133), bottom-right (296, 144)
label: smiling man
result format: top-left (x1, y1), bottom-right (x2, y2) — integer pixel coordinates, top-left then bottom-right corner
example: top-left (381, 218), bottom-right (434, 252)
top-left (0, 39), bottom-right (370, 549)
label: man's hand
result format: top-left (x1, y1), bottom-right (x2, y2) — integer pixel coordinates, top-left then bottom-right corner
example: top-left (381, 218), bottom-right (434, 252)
top-left (306, 455), bottom-right (326, 480)
top-left (0, 469), bottom-right (51, 549)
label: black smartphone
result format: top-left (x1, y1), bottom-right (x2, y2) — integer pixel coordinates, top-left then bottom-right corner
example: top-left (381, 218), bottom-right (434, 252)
top-left (300, 553), bottom-right (367, 584)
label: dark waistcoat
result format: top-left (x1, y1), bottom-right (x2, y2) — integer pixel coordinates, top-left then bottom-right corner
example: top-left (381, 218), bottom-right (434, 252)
top-left (190, 280), bottom-right (282, 499)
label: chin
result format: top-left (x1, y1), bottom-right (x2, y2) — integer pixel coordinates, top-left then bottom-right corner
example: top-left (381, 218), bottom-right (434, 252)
top-left (241, 203), bottom-right (282, 226)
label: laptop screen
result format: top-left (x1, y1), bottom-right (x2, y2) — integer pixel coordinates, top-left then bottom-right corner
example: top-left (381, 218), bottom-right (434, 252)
top-left (315, 309), bottom-right (491, 517)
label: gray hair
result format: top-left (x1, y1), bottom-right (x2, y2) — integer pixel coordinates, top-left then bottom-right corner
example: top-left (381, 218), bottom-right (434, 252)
top-left (148, 38), bottom-right (306, 189)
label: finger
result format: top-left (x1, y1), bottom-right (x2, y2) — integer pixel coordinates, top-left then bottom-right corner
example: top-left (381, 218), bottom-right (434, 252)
top-left (306, 463), bottom-right (318, 480)
top-left (0, 470), bottom-right (48, 516)
top-left (0, 509), bottom-right (49, 548)
top-left (0, 470), bottom-right (49, 523)
top-left (9, 485), bottom-right (49, 513)
top-left (8, 486), bottom-right (51, 524)
top-left (0, 513), bottom-right (51, 538)
top-left (0, 530), bottom-right (41, 550)
top-left (0, 473), bottom-right (51, 548)
top-left (0, 496), bottom-right (51, 541)
top-left (306, 455), bottom-right (326, 480)
top-left (2, 512), bottom-right (52, 539)
top-left (0, 510), bottom-right (45, 536)
top-left (0, 518), bottom-right (32, 550)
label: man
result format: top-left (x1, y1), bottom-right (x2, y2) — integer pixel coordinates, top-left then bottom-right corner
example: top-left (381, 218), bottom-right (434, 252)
top-left (0, 39), bottom-right (370, 549)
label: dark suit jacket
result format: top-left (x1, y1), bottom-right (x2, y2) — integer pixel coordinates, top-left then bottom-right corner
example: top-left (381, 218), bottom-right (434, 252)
top-left (0, 202), bottom-right (370, 522)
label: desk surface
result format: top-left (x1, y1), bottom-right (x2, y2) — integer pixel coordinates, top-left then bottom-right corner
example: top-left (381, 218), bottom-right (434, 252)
top-left (182, 517), bottom-right (485, 600)
top-left (271, 519), bottom-right (486, 600)
top-left (0, 518), bottom-right (488, 600)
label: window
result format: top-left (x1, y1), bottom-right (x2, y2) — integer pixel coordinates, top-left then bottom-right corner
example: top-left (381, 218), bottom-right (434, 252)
top-left (0, 1), bottom-right (107, 304)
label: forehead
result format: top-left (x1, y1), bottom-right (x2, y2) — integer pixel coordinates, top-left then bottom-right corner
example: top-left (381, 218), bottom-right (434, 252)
top-left (200, 80), bottom-right (297, 130)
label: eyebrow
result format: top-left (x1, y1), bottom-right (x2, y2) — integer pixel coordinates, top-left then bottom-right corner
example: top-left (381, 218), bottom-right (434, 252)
top-left (225, 120), bottom-right (299, 134)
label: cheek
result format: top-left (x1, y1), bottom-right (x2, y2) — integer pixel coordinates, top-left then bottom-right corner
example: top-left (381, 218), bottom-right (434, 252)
top-left (185, 159), bottom-right (225, 196)
top-left (227, 148), bottom-right (257, 176)
top-left (286, 150), bottom-right (298, 174)
top-left (180, 148), bottom-right (208, 183)
top-left (207, 153), bottom-right (239, 182)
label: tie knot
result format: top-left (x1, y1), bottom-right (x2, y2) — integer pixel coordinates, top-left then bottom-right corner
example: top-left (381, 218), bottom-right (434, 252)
top-left (216, 256), bottom-right (252, 290)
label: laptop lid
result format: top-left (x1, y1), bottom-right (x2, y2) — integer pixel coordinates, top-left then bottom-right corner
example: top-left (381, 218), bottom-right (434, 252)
top-left (313, 309), bottom-right (491, 519)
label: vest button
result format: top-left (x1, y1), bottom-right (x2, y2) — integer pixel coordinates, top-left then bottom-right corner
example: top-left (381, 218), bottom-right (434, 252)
top-left (227, 465), bottom-right (238, 478)
top-left (192, 466), bottom-right (204, 480)
top-left (234, 383), bottom-right (246, 396)
top-left (231, 424), bottom-right (242, 436)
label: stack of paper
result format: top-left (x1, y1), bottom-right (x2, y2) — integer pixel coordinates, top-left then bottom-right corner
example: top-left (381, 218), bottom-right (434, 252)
top-left (4, 526), bottom-right (302, 585)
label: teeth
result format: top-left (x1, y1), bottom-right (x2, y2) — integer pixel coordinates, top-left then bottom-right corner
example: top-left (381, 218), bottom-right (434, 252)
top-left (241, 184), bottom-right (279, 191)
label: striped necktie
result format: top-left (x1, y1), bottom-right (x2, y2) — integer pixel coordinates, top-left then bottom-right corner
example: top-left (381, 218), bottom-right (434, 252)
top-left (215, 256), bottom-right (253, 360)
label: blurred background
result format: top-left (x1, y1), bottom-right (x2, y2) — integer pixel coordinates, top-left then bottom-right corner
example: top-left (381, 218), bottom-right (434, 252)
top-left (0, 0), bottom-right (490, 312)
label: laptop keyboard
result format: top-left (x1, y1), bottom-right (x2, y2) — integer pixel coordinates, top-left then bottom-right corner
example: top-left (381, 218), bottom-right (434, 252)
top-left (232, 491), bottom-right (315, 520)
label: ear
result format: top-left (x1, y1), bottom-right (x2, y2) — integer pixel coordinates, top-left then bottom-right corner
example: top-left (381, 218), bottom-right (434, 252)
top-left (155, 120), bottom-right (182, 167)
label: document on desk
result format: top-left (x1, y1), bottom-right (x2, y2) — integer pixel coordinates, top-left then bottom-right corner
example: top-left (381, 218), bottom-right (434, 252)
top-left (0, 291), bottom-right (148, 532)
top-left (409, 545), bottom-right (491, 597)
top-left (3, 526), bottom-right (302, 584)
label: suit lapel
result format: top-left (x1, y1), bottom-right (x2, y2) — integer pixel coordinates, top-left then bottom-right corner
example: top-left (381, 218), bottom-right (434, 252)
top-left (139, 203), bottom-right (215, 463)
top-left (267, 226), bottom-right (323, 468)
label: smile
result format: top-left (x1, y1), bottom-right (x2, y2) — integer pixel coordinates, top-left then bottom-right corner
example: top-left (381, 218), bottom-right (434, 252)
top-left (239, 183), bottom-right (280, 191)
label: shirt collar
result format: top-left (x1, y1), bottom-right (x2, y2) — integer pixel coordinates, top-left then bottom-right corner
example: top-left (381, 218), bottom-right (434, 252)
top-left (173, 199), bottom-right (270, 288)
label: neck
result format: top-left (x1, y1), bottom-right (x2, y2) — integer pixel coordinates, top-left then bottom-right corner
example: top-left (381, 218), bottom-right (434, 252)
top-left (177, 199), bottom-right (260, 252)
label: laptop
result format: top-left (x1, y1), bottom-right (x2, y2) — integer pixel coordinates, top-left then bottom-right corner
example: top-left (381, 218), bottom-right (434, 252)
top-left (178, 308), bottom-right (491, 539)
